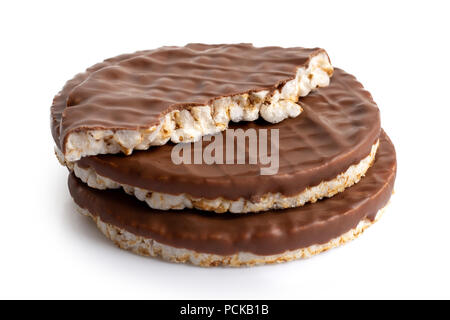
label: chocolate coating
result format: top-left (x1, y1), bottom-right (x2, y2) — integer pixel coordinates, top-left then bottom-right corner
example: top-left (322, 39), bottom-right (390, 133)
top-left (69, 130), bottom-right (396, 256)
top-left (76, 69), bottom-right (380, 201)
top-left (51, 44), bottom-right (328, 151)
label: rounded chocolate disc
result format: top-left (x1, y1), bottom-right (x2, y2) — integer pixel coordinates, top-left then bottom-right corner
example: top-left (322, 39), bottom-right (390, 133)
top-left (69, 130), bottom-right (396, 256)
top-left (76, 69), bottom-right (381, 201)
top-left (51, 44), bottom-right (332, 160)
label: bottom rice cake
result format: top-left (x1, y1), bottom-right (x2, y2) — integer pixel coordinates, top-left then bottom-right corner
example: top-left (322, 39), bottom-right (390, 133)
top-left (68, 130), bottom-right (396, 267)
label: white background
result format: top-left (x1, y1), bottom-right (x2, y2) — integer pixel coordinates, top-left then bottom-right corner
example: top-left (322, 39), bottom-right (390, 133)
top-left (1, 0), bottom-right (449, 299)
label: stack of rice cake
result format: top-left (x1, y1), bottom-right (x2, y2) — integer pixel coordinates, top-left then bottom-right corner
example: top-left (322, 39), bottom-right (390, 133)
top-left (51, 44), bottom-right (396, 266)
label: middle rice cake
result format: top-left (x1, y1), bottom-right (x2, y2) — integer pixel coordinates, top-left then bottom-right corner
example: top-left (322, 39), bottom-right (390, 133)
top-left (66, 69), bottom-right (380, 213)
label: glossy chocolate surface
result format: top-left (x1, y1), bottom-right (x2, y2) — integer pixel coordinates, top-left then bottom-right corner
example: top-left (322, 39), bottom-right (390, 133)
top-left (51, 44), bottom-right (327, 151)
